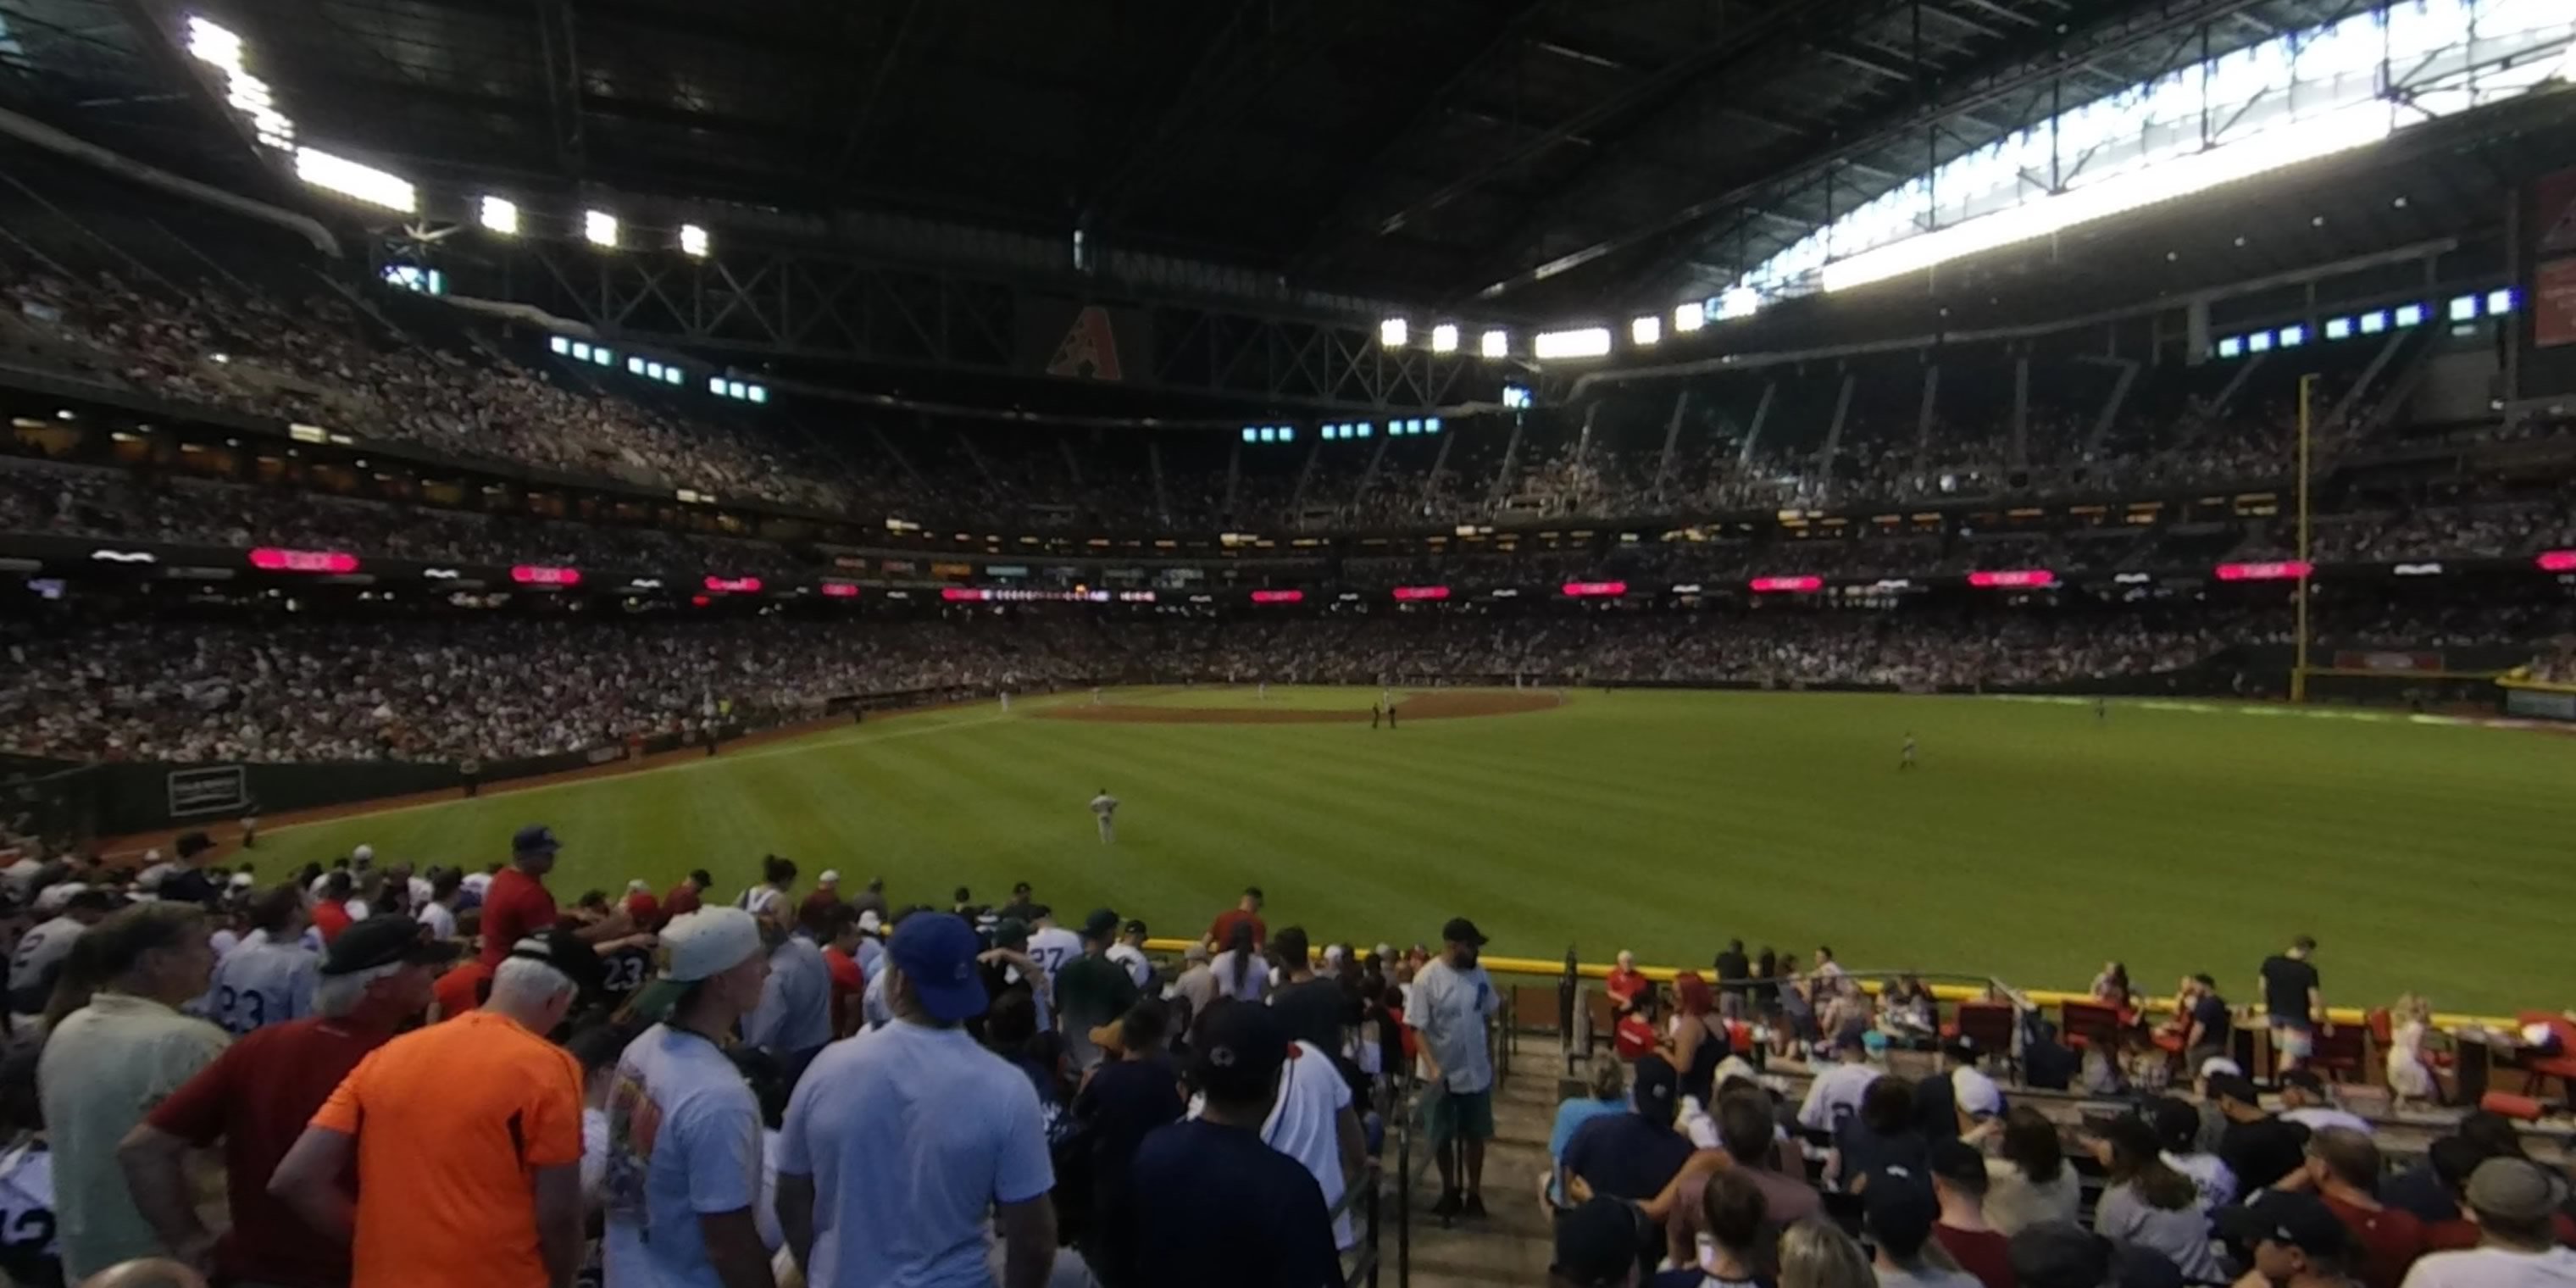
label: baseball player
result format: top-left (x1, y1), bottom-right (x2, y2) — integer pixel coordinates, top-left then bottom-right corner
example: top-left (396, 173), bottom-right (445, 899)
top-left (1900, 732), bottom-right (1918, 770)
top-left (1090, 787), bottom-right (1119, 843)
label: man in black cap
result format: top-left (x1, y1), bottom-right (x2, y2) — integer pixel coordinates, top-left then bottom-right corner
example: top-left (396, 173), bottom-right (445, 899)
top-left (1129, 1002), bottom-right (1343, 1288)
top-left (2221, 1191), bottom-right (2357, 1288)
top-left (1868, 1167), bottom-right (1984, 1288)
top-left (1561, 1054), bottom-right (1693, 1204)
top-left (1413, 915), bottom-right (1499, 1219)
top-left (1549, 1196), bottom-right (1644, 1288)
top-left (121, 915), bottom-right (452, 1287)
top-left (477, 823), bottom-right (633, 970)
top-left (2210, 1072), bottom-right (2311, 1192)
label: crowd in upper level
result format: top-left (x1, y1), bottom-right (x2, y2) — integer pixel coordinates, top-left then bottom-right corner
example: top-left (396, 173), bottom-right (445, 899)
top-left (4, 253), bottom-right (2561, 542)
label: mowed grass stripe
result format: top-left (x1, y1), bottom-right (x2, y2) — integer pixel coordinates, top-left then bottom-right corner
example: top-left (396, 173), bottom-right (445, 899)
top-left (244, 691), bottom-right (2576, 1013)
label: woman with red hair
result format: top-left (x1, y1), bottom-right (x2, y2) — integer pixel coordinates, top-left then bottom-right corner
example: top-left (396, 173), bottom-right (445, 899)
top-left (1665, 971), bottom-right (1729, 1107)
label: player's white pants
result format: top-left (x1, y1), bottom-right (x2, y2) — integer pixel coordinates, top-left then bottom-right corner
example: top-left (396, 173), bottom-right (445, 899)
top-left (1097, 817), bottom-right (1115, 843)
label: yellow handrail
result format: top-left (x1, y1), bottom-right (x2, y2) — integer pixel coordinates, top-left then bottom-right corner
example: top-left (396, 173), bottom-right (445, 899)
top-left (1140, 939), bottom-right (2525, 1033)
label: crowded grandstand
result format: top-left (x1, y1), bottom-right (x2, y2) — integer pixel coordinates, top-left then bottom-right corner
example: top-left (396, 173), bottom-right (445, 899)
top-left (2, 1), bottom-right (2575, 1287)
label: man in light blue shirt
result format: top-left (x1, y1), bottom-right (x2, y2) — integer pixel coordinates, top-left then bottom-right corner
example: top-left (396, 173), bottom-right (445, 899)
top-left (602, 907), bottom-right (775, 1288)
top-left (744, 909), bottom-right (835, 1085)
top-left (777, 913), bottom-right (1055, 1288)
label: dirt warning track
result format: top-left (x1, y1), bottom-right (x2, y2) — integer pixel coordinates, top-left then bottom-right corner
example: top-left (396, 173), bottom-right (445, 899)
top-left (1035, 690), bottom-right (1563, 724)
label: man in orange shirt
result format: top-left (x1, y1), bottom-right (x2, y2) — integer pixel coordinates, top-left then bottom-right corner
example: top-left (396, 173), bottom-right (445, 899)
top-left (270, 934), bottom-right (588, 1288)
top-left (1206, 887), bottom-right (1265, 952)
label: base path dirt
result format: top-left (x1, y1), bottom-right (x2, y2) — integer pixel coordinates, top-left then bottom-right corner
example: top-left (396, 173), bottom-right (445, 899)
top-left (1035, 690), bottom-right (1564, 724)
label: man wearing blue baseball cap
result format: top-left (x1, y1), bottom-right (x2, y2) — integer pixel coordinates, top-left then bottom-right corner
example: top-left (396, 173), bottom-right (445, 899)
top-left (776, 913), bottom-right (1056, 1288)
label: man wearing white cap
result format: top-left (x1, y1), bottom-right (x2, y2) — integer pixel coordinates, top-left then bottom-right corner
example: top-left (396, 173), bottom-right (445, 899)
top-left (602, 908), bottom-right (775, 1288)
top-left (798, 870), bottom-right (843, 924)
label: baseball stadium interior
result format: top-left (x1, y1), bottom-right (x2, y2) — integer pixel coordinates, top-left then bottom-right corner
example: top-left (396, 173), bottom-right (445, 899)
top-left (1, 1), bottom-right (2574, 1287)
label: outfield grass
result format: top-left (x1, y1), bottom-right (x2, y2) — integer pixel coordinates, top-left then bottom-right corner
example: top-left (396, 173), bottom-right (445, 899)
top-left (245, 688), bottom-right (2575, 1016)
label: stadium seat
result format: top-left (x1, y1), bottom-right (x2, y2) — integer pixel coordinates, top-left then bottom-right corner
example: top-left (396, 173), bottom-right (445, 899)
top-left (2306, 1024), bottom-right (2367, 1083)
top-left (2477, 1091), bottom-right (2547, 1122)
top-left (1583, 988), bottom-right (1618, 1055)
top-left (2058, 1000), bottom-right (2122, 1052)
top-left (1951, 1002), bottom-right (2018, 1076)
top-left (2510, 1011), bottom-right (2576, 1100)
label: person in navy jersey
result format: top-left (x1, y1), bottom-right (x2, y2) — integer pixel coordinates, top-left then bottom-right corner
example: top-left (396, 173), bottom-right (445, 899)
top-left (1127, 1001), bottom-right (1343, 1288)
top-left (1562, 1054), bottom-right (1695, 1204)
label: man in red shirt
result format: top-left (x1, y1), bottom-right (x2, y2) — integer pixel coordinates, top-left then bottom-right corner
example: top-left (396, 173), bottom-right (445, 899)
top-left (819, 903), bottom-right (865, 1036)
top-left (1206, 886), bottom-right (1266, 951)
top-left (310, 870), bottom-right (356, 947)
top-left (621, 879), bottom-right (662, 930)
top-left (1604, 950), bottom-right (1650, 1005)
top-left (801, 869), bottom-right (845, 922)
top-left (663, 868), bottom-right (711, 923)
top-left (478, 824), bottom-right (631, 969)
top-left (119, 914), bottom-right (454, 1286)
top-left (2305, 1126), bottom-right (2424, 1288)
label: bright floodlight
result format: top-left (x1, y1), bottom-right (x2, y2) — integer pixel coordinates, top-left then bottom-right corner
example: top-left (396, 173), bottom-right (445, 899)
top-left (292, 147), bottom-right (415, 213)
top-left (2488, 288), bottom-right (2515, 314)
top-left (1430, 324), bottom-right (1460, 354)
top-left (1533, 327), bottom-right (1613, 360)
top-left (680, 223), bottom-right (709, 258)
top-left (1714, 287), bottom-right (1760, 321)
top-left (185, 15), bottom-right (244, 70)
top-left (584, 209), bottom-right (619, 248)
top-left (1480, 329), bottom-right (1508, 359)
top-left (479, 196), bottom-right (519, 235)
top-left (1673, 301), bottom-right (1707, 333)
top-left (1630, 315), bottom-right (1663, 347)
top-left (1823, 101), bottom-right (2394, 294)
top-left (1380, 319), bottom-right (1407, 348)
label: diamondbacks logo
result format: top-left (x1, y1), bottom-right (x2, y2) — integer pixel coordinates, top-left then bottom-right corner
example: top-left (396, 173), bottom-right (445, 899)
top-left (1047, 306), bottom-right (1123, 382)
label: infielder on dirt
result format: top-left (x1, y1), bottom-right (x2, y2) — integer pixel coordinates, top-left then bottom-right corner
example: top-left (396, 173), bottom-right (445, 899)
top-left (1090, 787), bottom-right (1119, 842)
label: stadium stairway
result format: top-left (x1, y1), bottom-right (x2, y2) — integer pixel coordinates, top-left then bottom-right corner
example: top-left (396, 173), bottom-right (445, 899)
top-left (1396, 1066), bottom-right (1563, 1286)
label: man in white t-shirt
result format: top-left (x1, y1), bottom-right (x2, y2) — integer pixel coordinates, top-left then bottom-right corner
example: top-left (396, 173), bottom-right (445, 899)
top-left (1089, 789), bottom-right (1119, 844)
top-left (601, 908), bottom-right (774, 1288)
top-left (1243, 1039), bottom-right (1366, 1250)
top-left (1022, 908), bottom-right (1082, 994)
top-left (1106, 919), bottom-right (1152, 990)
top-left (2279, 1069), bottom-right (2373, 1136)
top-left (1798, 1032), bottom-right (1880, 1131)
top-left (2397, 1158), bottom-right (2576, 1288)
top-left (1413, 916), bottom-right (1499, 1219)
top-left (776, 913), bottom-right (1054, 1288)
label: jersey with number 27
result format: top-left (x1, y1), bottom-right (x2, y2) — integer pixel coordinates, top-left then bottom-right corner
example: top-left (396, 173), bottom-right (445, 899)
top-left (207, 939), bottom-right (319, 1036)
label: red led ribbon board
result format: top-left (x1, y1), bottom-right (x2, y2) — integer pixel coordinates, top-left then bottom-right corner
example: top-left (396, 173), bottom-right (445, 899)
top-left (247, 547), bottom-right (358, 574)
top-left (1966, 569), bottom-right (2055, 588)
top-left (1747, 576), bottom-right (1824, 593)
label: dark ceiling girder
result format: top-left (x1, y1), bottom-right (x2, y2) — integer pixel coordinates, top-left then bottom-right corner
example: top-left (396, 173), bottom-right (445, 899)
top-left (1277, 0), bottom-right (1563, 275)
top-left (1354, 0), bottom-right (1895, 245)
top-left (1944, 0), bottom-right (2043, 28)
top-left (1543, 0), bottom-right (2289, 306)
top-left (107, 0), bottom-right (272, 166)
top-left (1449, 105), bottom-right (1598, 147)
top-left (1528, 37), bottom-right (1629, 71)
top-left (533, 0), bottom-right (584, 176)
top-left (827, 0), bottom-right (929, 183)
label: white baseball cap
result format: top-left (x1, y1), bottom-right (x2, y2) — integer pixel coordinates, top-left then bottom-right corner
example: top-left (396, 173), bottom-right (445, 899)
top-left (857, 910), bottom-right (882, 933)
top-left (659, 908), bottom-right (763, 983)
top-left (143, 848), bottom-right (160, 863)
top-left (229, 871), bottom-right (258, 889)
top-left (353, 844), bottom-right (375, 863)
top-left (2198, 1057), bottom-right (2243, 1080)
top-left (33, 882), bottom-right (89, 913)
top-left (819, 869), bottom-right (841, 885)
top-left (1952, 1065), bottom-right (2004, 1117)
top-left (627, 879), bottom-right (650, 893)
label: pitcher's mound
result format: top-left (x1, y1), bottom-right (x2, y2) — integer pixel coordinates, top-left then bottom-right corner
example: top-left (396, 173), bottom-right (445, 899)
top-left (1037, 691), bottom-right (1564, 724)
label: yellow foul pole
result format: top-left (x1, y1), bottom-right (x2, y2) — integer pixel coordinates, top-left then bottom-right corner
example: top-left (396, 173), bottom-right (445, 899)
top-left (2291, 373), bottom-right (2316, 703)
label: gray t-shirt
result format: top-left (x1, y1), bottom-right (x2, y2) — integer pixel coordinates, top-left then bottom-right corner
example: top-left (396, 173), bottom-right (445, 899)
top-left (1411, 958), bottom-right (1498, 1094)
top-left (2093, 1182), bottom-right (2223, 1283)
top-left (746, 935), bottom-right (835, 1056)
top-left (602, 1024), bottom-right (764, 1288)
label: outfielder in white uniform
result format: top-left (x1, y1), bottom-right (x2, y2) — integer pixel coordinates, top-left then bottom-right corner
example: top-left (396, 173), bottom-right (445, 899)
top-left (1090, 789), bottom-right (1119, 843)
